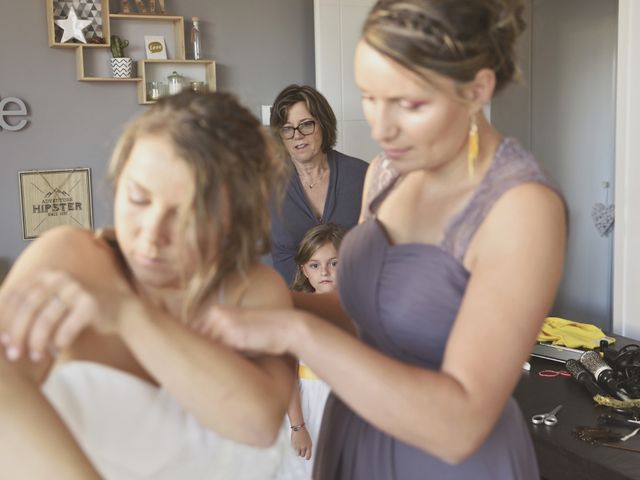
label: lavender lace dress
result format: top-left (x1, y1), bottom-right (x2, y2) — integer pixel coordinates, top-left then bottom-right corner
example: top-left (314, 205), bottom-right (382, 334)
top-left (313, 138), bottom-right (559, 480)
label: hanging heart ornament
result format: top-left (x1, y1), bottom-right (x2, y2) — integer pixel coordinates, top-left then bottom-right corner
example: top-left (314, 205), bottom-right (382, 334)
top-left (591, 202), bottom-right (615, 237)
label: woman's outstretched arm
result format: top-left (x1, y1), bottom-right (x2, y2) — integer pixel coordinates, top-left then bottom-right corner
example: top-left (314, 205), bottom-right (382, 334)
top-left (0, 226), bottom-right (295, 448)
top-left (292, 290), bottom-right (356, 335)
top-left (196, 182), bottom-right (566, 463)
top-left (118, 263), bottom-right (295, 447)
top-left (0, 227), bottom-right (115, 478)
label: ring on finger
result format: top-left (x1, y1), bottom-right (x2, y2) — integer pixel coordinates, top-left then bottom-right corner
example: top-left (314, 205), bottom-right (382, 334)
top-left (50, 293), bottom-right (67, 308)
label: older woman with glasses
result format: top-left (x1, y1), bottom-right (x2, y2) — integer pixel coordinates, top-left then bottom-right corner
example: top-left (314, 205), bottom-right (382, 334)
top-left (269, 84), bottom-right (368, 285)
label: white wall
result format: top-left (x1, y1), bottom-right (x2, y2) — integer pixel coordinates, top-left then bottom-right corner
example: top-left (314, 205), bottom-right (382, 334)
top-left (491, 3), bottom-right (532, 150)
top-left (314, 0), bottom-right (379, 163)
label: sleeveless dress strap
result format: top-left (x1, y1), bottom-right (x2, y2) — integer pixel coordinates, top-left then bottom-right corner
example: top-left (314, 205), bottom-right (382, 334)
top-left (440, 138), bottom-right (562, 263)
top-left (360, 139), bottom-right (561, 265)
top-left (361, 153), bottom-right (401, 221)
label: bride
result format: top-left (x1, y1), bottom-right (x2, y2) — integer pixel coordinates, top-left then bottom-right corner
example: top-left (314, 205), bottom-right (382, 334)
top-left (0, 91), bottom-right (297, 479)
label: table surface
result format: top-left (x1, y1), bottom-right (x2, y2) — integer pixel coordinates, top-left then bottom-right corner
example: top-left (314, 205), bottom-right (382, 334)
top-left (514, 340), bottom-right (640, 480)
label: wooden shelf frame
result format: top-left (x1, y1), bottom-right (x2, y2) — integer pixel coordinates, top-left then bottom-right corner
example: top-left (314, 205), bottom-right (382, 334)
top-left (75, 46), bottom-right (142, 81)
top-left (110, 14), bottom-right (186, 59)
top-left (46, 3), bottom-right (216, 103)
top-left (74, 13), bottom-right (186, 82)
top-left (137, 60), bottom-right (217, 104)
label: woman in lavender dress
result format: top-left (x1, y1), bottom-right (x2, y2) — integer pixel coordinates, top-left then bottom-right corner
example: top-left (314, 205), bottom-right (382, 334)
top-left (197, 0), bottom-right (567, 478)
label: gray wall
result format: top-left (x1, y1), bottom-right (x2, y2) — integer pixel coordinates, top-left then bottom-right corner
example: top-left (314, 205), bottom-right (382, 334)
top-left (493, 0), bottom-right (618, 330)
top-left (0, 0), bottom-right (314, 269)
top-left (491, 1), bottom-right (532, 151)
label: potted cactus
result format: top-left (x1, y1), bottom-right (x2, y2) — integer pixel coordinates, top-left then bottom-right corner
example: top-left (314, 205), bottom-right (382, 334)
top-left (110, 35), bottom-right (133, 78)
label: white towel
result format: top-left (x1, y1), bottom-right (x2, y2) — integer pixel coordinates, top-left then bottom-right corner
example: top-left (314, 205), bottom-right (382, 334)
top-left (42, 361), bottom-right (292, 480)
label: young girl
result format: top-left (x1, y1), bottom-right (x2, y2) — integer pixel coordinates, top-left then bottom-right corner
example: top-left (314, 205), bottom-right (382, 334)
top-left (284, 223), bottom-right (346, 478)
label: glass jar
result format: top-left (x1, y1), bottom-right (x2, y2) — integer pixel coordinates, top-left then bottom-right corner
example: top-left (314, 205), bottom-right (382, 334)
top-left (167, 71), bottom-right (184, 95)
top-left (147, 81), bottom-right (165, 101)
top-left (190, 81), bottom-right (207, 93)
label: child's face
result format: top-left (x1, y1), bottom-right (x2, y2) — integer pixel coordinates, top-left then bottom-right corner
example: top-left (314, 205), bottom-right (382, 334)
top-left (301, 242), bottom-right (339, 293)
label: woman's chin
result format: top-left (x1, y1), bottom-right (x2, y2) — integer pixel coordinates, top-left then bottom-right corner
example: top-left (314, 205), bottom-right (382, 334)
top-left (130, 266), bottom-right (182, 291)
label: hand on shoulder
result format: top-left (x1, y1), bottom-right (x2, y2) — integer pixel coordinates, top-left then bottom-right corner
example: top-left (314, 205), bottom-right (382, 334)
top-left (190, 264), bottom-right (303, 355)
top-left (0, 226), bottom-right (134, 364)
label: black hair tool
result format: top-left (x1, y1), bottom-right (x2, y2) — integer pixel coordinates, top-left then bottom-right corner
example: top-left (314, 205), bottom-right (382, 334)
top-left (600, 339), bottom-right (620, 366)
top-left (566, 359), bottom-right (607, 397)
top-left (580, 351), bottom-right (630, 401)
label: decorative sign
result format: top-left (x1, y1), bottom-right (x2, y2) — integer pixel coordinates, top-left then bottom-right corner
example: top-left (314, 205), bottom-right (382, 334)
top-left (53, 0), bottom-right (105, 44)
top-left (144, 35), bottom-right (167, 59)
top-left (54, 7), bottom-right (92, 43)
top-left (19, 168), bottom-right (94, 240)
top-left (0, 96), bottom-right (29, 132)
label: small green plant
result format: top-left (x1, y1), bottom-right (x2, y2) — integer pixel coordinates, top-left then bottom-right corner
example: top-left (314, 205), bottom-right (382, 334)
top-left (110, 35), bottom-right (130, 58)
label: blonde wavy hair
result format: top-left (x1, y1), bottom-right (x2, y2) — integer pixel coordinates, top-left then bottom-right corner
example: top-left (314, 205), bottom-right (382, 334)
top-left (108, 91), bottom-right (287, 320)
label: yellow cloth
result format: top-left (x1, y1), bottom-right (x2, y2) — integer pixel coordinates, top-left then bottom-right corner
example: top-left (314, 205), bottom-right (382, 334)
top-left (298, 364), bottom-right (320, 380)
top-left (537, 316), bottom-right (616, 349)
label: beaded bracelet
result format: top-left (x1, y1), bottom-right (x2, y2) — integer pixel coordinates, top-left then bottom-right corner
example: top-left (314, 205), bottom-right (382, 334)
top-left (290, 422), bottom-right (306, 432)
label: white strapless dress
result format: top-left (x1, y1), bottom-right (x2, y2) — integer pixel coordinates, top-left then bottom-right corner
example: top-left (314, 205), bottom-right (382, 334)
top-left (42, 361), bottom-right (299, 480)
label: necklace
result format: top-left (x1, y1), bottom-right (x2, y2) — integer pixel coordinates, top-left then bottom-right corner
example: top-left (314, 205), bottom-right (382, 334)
top-left (304, 167), bottom-right (327, 189)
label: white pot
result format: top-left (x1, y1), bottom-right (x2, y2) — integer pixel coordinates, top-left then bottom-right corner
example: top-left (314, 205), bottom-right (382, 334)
top-left (111, 57), bottom-right (133, 78)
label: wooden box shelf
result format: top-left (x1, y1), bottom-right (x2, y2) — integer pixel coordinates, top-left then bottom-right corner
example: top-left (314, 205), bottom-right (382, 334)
top-left (109, 14), bottom-right (185, 60)
top-left (137, 60), bottom-right (217, 104)
top-left (75, 45), bottom-right (142, 81)
top-left (46, 2), bottom-right (216, 103)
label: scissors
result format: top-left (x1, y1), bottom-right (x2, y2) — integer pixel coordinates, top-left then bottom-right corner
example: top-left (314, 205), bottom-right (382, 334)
top-left (532, 404), bottom-right (563, 426)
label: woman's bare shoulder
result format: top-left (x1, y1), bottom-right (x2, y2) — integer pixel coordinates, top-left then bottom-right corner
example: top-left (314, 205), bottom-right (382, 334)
top-left (40, 225), bottom-right (110, 249)
top-left (470, 182), bottom-right (566, 266)
top-left (492, 182), bottom-right (565, 227)
top-left (36, 226), bottom-right (118, 267)
top-left (228, 263), bottom-right (292, 309)
top-left (3, 226), bottom-right (124, 289)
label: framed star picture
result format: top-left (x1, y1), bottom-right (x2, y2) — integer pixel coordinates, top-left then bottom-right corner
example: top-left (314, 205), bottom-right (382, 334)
top-left (18, 168), bottom-right (94, 240)
top-left (49, 0), bottom-right (107, 45)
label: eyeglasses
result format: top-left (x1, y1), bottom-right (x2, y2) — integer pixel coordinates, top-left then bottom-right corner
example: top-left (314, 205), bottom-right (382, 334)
top-left (279, 120), bottom-right (316, 140)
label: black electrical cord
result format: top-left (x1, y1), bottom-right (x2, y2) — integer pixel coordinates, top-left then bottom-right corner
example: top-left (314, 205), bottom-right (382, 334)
top-left (608, 344), bottom-right (640, 399)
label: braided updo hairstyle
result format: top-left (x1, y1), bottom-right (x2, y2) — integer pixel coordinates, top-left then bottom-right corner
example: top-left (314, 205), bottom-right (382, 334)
top-left (362, 0), bottom-right (526, 94)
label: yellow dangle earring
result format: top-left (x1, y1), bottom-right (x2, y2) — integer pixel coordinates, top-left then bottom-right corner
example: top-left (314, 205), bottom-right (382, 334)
top-left (467, 114), bottom-right (479, 179)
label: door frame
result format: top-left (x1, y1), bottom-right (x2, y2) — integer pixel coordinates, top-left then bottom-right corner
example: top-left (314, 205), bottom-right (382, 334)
top-left (613, 0), bottom-right (640, 337)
